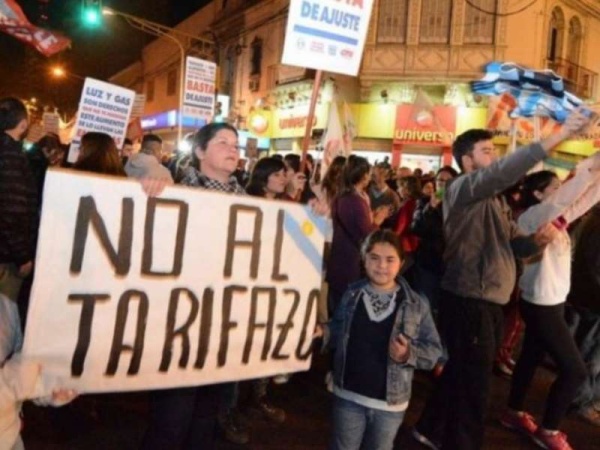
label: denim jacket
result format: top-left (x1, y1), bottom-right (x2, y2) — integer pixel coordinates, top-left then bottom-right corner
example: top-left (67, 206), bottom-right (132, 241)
top-left (324, 277), bottom-right (442, 406)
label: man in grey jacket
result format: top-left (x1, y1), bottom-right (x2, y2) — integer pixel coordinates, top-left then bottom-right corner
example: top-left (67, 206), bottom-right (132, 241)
top-left (412, 110), bottom-right (590, 450)
top-left (124, 134), bottom-right (173, 182)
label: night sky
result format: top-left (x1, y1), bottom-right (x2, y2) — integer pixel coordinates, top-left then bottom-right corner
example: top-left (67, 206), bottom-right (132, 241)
top-left (0, 0), bottom-right (212, 114)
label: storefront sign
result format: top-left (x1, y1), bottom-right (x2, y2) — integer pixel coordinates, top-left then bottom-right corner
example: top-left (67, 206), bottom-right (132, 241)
top-left (184, 56), bottom-right (216, 120)
top-left (272, 104), bottom-right (329, 139)
top-left (141, 110), bottom-right (207, 130)
top-left (282, 0), bottom-right (375, 76)
top-left (394, 105), bottom-right (456, 146)
top-left (68, 78), bottom-right (135, 163)
top-left (23, 170), bottom-right (326, 394)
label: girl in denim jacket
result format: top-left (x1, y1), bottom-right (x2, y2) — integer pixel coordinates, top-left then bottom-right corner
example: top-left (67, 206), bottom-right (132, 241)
top-left (316, 230), bottom-right (442, 450)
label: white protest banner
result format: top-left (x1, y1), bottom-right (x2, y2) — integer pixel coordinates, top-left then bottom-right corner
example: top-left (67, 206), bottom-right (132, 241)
top-left (281, 0), bottom-right (374, 76)
top-left (42, 111), bottom-right (60, 135)
top-left (184, 56), bottom-right (216, 120)
top-left (68, 78), bottom-right (135, 163)
top-left (23, 169), bottom-right (327, 394)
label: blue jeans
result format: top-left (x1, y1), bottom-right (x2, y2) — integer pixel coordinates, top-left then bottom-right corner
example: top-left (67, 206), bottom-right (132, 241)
top-left (329, 396), bottom-right (405, 450)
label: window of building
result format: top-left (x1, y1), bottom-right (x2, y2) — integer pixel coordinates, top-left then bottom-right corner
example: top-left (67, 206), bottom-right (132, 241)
top-left (567, 16), bottom-right (582, 65)
top-left (146, 79), bottom-right (155, 103)
top-left (464, 0), bottom-right (496, 44)
top-left (547, 7), bottom-right (565, 61)
top-left (250, 37), bottom-right (263, 76)
top-left (377, 0), bottom-right (408, 43)
top-left (167, 69), bottom-right (177, 96)
top-left (420, 0), bottom-right (452, 44)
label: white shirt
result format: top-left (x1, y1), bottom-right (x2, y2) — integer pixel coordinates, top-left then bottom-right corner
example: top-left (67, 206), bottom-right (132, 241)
top-left (518, 156), bottom-right (600, 306)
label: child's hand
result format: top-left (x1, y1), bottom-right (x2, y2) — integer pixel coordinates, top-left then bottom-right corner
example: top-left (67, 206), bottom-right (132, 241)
top-left (373, 205), bottom-right (391, 225)
top-left (51, 389), bottom-right (78, 406)
top-left (389, 334), bottom-right (410, 363)
top-left (308, 197), bottom-right (330, 217)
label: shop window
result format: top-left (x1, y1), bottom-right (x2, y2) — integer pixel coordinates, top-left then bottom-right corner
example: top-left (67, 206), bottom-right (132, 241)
top-left (146, 79), bottom-right (155, 103)
top-left (419, 0), bottom-right (452, 44)
top-left (547, 7), bottom-right (565, 62)
top-left (464, 0), bottom-right (496, 44)
top-left (166, 69), bottom-right (177, 97)
top-left (250, 37), bottom-right (263, 76)
top-left (377, 0), bottom-right (407, 43)
top-left (567, 16), bottom-right (582, 65)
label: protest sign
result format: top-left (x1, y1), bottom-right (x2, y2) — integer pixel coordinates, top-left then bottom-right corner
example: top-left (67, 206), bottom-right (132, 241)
top-left (43, 111), bottom-right (60, 135)
top-left (25, 122), bottom-right (44, 143)
top-left (23, 170), bottom-right (327, 394)
top-left (68, 78), bottom-right (135, 163)
top-left (184, 56), bottom-right (216, 120)
top-left (131, 94), bottom-right (146, 119)
top-left (281, 0), bottom-right (374, 76)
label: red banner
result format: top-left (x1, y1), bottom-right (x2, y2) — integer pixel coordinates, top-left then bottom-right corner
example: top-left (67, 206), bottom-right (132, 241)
top-left (0, 0), bottom-right (71, 57)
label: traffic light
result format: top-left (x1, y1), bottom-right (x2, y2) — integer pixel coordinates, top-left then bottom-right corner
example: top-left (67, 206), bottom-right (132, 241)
top-left (81, 0), bottom-right (102, 27)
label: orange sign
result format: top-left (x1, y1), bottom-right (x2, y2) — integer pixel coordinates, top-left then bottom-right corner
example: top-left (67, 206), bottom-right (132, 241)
top-left (394, 105), bottom-right (456, 145)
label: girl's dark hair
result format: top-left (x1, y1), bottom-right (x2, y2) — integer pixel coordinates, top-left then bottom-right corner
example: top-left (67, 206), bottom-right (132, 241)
top-left (74, 132), bottom-right (126, 177)
top-left (361, 229), bottom-right (405, 261)
top-left (35, 134), bottom-right (61, 153)
top-left (340, 155), bottom-right (370, 194)
top-left (521, 170), bottom-right (557, 209)
top-left (437, 165), bottom-right (459, 178)
top-left (245, 157), bottom-right (286, 197)
top-left (321, 155), bottom-right (347, 204)
top-left (399, 175), bottom-right (422, 199)
top-left (284, 154), bottom-right (301, 173)
top-left (0, 97), bottom-right (27, 132)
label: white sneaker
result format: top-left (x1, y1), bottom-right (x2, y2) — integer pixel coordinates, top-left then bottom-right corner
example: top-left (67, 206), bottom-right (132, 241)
top-left (411, 427), bottom-right (440, 450)
top-left (272, 374), bottom-right (291, 384)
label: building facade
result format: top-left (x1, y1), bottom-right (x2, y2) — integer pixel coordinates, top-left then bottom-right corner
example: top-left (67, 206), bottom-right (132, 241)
top-left (109, 0), bottom-right (600, 172)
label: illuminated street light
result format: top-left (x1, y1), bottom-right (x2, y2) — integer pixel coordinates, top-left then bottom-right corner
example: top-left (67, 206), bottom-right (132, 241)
top-left (81, 0), bottom-right (102, 27)
top-left (50, 65), bottom-right (84, 81)
top-left (51, 66), bottom-right (66, 78)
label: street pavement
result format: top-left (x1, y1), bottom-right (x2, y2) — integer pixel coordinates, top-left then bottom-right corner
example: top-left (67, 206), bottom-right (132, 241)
top-left (22, 354), bottom-right (599, 449)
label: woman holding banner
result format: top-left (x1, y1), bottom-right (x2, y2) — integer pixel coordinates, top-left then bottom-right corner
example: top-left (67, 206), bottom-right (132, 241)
top-left (140, 122), bottom-right (247, 450)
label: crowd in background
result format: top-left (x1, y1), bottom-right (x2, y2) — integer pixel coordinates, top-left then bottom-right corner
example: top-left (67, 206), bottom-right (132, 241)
top-left (1, 95), bottom-right (600, 450)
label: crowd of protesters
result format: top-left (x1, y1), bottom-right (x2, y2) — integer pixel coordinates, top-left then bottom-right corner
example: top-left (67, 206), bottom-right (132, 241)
top-left (1, 95), bottom-right (599, 450)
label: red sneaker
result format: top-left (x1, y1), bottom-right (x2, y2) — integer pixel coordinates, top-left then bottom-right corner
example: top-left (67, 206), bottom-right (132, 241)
top-left (499, 410), bottom-right (538, 435)
top-left (531, 429), bottom-right (573, 450)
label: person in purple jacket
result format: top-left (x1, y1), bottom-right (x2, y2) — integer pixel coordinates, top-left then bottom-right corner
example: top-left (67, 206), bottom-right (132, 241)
top-left (326, 156), bottom-right (390, 315)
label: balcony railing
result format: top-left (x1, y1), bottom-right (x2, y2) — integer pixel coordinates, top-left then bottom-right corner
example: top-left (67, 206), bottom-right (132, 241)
top-left (547, 58), bottom-right (598, 99)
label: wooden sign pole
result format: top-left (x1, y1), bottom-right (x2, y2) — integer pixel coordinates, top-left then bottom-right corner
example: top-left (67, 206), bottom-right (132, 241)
top-left (300, 70), bottom-right (324, 173)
